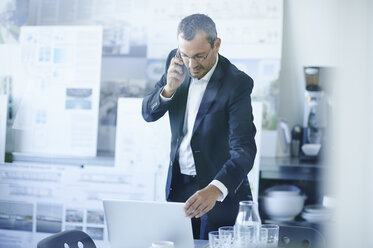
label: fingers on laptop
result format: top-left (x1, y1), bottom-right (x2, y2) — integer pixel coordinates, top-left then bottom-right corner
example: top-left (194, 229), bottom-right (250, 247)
top-left (184, 191), bottom-right (215, 218)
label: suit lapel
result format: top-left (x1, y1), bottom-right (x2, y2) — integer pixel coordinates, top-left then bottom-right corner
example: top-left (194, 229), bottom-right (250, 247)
top-left (192, 59), bottom-right (224, 135)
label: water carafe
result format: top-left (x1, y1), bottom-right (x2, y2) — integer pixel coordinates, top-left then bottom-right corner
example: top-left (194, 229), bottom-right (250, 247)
top-left (234, 200), bottom-right (262, 247)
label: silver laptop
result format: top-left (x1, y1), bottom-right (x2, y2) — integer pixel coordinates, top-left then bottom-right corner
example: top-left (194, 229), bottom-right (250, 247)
top-left (103, 199), bottom-right (195, 248)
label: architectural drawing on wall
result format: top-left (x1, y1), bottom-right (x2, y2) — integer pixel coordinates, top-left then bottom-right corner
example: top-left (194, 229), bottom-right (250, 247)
top-left (30, 0), bottom-right (283, 156)
top-left (12, 26), bottom-right (102, 157)
top-left (115, 98), bottom-right (170, 201)
top-left (0, 162), bottom-right (155, 247)
top-left (0, 0), bottom-right (29, 43)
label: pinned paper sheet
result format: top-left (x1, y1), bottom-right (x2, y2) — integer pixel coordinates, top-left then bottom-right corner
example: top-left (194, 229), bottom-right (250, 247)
top-left (115, 98), bottom-right (171, 201)
top-left (12, 26), bottom-right (103, 157)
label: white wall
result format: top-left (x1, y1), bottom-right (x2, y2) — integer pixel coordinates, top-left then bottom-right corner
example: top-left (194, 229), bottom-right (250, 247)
top-left (278, 0), bottom-right (337, 128)
top-left (279, 3), bottom-right (373, 247)
top-left (327, 0), bottom-right (373, 247)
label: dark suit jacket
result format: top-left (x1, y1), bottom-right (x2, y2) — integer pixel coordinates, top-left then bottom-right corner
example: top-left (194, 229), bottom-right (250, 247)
top-left (142, 49), bottom-right (257, 225)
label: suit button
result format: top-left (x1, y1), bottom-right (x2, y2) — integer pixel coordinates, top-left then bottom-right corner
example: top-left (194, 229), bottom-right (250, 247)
top-left (170, 161), bottom-right (173, 166)
top-left (170, 187), bottom-right (173, 191)
top-left (151, 102), bottom-right (157, 110)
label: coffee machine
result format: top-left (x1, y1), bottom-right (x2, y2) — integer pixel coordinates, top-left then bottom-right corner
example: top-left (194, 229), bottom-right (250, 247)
top-left (300, 67), bottom-right (325, 162)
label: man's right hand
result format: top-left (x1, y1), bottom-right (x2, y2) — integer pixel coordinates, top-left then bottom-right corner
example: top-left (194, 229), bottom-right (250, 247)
top-left (163, 50), bottom-right (187, 98)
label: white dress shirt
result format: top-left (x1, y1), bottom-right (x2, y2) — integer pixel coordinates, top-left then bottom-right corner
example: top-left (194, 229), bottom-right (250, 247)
top-left (160, 55), bottom-right (228, 201)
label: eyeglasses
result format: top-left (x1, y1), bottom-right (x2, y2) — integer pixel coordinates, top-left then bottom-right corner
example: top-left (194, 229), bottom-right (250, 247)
top-left (179, 48), bottom-right (212, 63)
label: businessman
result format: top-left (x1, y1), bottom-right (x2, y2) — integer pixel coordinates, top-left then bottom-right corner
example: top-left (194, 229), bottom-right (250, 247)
top-left (142, 14), bottom-right (257, 240)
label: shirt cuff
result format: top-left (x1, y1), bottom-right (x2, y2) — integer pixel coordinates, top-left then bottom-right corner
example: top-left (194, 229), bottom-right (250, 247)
top-left (210, 180), bottom-right (228, 202)
top-left (160, 87), bottom-right (174, 102)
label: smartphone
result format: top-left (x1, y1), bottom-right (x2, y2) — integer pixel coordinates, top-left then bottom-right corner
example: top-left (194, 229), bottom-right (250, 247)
top-left (175, 49), bottom-right (186, 74)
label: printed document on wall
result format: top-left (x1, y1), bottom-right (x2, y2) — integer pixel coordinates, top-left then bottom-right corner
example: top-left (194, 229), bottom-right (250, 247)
top-left (115, 98), bottom-right (171, 201)
top-left (0, 162), bottom-right (155, 247)
top-left (12, 26), bottom-right (103, 156)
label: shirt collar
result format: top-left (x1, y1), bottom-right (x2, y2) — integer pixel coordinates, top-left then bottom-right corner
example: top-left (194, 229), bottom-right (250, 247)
top-left (192, 54), bottom-right (219, 83)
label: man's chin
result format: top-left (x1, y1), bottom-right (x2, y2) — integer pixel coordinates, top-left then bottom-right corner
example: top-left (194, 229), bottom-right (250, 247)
top-left (190, 73), bottom-right (198, 78)
top-left (189, 70), bottom-right (202, 79)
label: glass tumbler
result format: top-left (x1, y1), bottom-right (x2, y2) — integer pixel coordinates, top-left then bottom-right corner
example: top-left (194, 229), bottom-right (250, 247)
top-left (259, 224), bottom-right (279, 247)
top-left (209, 231), bottom-right (221, 248)
top-left (218, 226), bottom-right (234, 248)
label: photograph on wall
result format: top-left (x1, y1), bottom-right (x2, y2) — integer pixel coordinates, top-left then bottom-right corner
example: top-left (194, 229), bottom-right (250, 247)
top-left (86, 227), bottom-right (104, 240)
top-left (65, 88), bottom-right (93, 110)
top-left (0, 201), bottom-right (33, 232)
top-left (86, 210), bottom-right (104, 225)
top-left (65, 225), bottom-right (83, 231)
top-left (65, 209), bottom-right (84, 223)
top-left (36, 203), bottom-right (63, 234)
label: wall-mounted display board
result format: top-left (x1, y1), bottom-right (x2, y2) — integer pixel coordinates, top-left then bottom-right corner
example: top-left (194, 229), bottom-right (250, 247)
top-left (3, 0), bottom-right (282, 155)
top-left (0, 162), bottom-right (155, 247)
top-left (115, 97), bottom-right (170, 201)
top-left (12, 26), bottom-right (102, 157)
top-left (31, 0), bottom-right (283, 154)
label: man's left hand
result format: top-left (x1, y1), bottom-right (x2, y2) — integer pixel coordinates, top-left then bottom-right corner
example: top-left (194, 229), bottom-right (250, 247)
top-left (184, 184), bottom-right (222, 218)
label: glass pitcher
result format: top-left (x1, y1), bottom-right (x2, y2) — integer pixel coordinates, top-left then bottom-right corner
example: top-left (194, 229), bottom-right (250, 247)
top-left (234, 200), bottom-right (262, 247)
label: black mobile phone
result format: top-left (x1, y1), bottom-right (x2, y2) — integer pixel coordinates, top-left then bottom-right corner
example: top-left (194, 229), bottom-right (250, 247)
top-left (175, 49), bottom-right (186, 74)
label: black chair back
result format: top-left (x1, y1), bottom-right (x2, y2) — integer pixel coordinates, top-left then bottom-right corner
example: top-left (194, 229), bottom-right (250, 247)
top-left (37, 229), bottom-right (96, 248)
top-left (279, 225), bottom-right (326, 248)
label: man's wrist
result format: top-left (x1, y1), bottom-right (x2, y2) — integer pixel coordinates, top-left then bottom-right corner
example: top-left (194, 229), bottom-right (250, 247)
top-left (162, 85), bottom-right (175, 98)
top-left (207, 184), bottom-right (223, 199)
top-left (210, 180), bottom-right (228, 202)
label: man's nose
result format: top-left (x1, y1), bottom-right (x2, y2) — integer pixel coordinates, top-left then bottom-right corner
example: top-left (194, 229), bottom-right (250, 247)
top-left (188, 58), bottom-right (198, 67)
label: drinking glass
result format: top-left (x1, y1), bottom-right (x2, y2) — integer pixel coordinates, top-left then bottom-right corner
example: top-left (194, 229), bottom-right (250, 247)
top-left (259, 224), bottom-right (279, 247)
top-left (209, 231), bottom-right (221, 248)
top-left (234, 225), bottom-right (255, 247)
top-left (218, 226), bottom-right (234, 248)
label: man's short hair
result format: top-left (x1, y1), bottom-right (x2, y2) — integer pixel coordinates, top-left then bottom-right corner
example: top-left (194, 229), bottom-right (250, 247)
top-left (177, 14), bottom-right (217, 48)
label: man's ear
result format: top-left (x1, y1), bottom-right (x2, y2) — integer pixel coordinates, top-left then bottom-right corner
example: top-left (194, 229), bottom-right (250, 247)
top-left (214, 38), bottom-right (221, 52)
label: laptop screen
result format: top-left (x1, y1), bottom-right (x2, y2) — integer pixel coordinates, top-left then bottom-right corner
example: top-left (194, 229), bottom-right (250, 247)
top-left (103, 199), bottom-right (195, 248)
